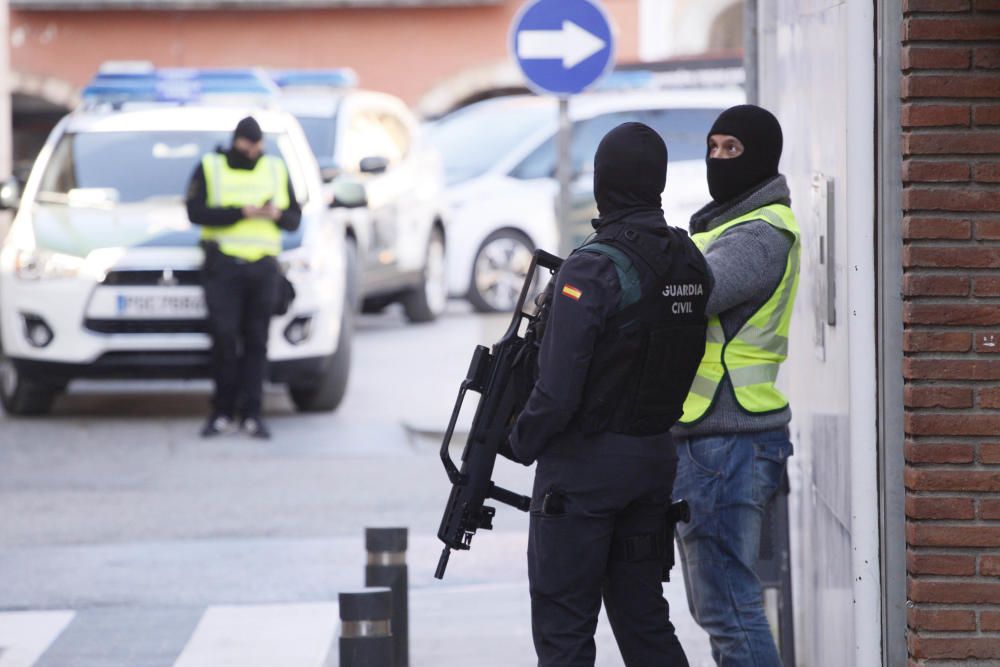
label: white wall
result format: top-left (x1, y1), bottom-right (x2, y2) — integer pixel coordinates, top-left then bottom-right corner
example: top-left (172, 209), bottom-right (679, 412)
top-left (639, 0), bottom-right (741, 61)
top-left (757, 1), bottom-right (880, 665)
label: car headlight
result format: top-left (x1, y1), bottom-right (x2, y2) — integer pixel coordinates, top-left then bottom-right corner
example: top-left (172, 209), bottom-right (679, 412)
top-left (14, 248), bottom-right (85, 281)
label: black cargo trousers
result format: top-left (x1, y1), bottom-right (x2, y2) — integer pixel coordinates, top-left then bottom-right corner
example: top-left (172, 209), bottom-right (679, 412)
top-left (201, 246), bottom-right (278, 420)
top-left (528, 434), bottom-right (689, 667)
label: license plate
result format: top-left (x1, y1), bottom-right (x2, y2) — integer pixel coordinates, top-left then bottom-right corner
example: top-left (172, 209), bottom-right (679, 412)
top-left (115, 292), bottom-right (206, 318)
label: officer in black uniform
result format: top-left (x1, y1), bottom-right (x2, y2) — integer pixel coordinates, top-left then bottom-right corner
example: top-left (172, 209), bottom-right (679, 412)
top-left (509, 122), bottom-right (711, 667)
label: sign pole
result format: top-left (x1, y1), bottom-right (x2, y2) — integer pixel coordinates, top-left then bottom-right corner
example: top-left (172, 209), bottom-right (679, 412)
top-left (556, 97), bottom-right (573, 257)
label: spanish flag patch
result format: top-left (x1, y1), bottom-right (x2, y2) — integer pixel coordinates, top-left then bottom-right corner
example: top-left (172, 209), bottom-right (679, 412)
top-left (561, 284), bottom-right (583, 301)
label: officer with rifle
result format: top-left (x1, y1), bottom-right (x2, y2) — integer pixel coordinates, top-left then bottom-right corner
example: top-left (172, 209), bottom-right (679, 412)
top-left (507, 122), bottom-right (712, 666)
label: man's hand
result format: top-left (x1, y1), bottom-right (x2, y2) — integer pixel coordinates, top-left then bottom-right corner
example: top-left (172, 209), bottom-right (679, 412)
top-left (242, 204), bottom-right (283, 221)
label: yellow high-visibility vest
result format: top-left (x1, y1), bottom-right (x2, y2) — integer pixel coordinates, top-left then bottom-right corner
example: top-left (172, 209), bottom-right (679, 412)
top-left (200, 153), bottom-right (289, 261)
top-left (679, 203), bottom-right (801, 425)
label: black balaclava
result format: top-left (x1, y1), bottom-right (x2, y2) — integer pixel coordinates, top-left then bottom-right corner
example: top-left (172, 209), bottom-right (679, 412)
top-left (706, 104), bottom-right (783, 203)
top-left (229, 116), bottom-right (264, 169)
top-left (594, 122), bottom-right (668, 218)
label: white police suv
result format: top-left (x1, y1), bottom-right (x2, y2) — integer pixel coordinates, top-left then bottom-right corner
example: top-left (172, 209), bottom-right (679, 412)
top-left (0, 68), bottom-right (353, 415)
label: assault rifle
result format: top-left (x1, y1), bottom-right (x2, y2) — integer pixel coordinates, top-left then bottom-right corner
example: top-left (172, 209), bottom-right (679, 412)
top-left (434, 249), bottom-right (563, 579)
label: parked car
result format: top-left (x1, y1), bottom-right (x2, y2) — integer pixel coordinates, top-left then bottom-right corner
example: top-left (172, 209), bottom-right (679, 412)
top-left (0, 68), bottom-right (353, 415)
top-left (276, 75), bottom-right (449, 322)
top-left (427, 87), bottom-right (745, 311)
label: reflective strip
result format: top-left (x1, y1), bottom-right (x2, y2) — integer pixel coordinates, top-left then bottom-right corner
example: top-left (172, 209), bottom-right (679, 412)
top-left (729, 364), bottom-right (780, 387)
top-left (205, 154), bottom-right (224, 207)
top-left (707, 321), bottom-right (726, 345)
top-left (340, 620), bottom-right (391, 639)
top-left (739, 324), bottom-right (789, 355)
top-left (366, 551), bottom-right (406, 567)
top-left (687, 374), bottom-right (719, 399)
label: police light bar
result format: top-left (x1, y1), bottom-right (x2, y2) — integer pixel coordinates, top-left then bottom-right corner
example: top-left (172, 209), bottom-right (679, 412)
top-left (81, 66), bottom-right (279, 106)
top-left (270, 68), bottom-right (358, 89)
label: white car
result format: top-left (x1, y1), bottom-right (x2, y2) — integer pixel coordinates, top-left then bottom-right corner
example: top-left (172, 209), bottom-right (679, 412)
top-left (428, 87), bottom-right (745, 311)
top-left (0, 74), bottom-right (352, 415)
top-left (277, 79), bottom-right (449, 323)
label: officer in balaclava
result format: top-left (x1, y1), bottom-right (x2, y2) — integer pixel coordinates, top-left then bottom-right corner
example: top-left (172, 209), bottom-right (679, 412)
top-left (509, 122), bottom-right (712, 666)
top-left (673, 105), bottom-right (801, 665)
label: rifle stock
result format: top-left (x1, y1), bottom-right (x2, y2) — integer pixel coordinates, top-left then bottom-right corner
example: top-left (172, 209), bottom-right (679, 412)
top-left (435, 249), bottom-right (563, 580)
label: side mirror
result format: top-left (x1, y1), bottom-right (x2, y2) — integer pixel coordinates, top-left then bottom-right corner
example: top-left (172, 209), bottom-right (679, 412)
top-left (330, 178), bottom-right (367, 209)
top-left (0, 176), bottom-right (21, 211)
top-left (359, 156), bottom-right (390, 175)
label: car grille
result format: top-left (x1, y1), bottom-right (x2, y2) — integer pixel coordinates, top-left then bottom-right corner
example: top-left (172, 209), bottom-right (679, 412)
top-left (85, 319), bottom-right (208, 334)
top-left (102, 269), bottom-right (201, 286)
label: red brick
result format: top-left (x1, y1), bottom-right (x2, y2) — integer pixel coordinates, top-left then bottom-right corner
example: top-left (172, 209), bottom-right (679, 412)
top-left (906, 467), bottom-right (1000, 491)
top-left (904, 74), bottom-right (1000, 99)
top-left (908, 523), bottom-right (1000, 547)
top-left (903, 46), bottom-right (972, 70)
top-left (904, 331), bottom-right (972, 352)
top-left (973, 277), bottom-right (1000, 296)
top-left (976, 48), bottom-right (1000, 69)
top-left (979, 498), bottom-right (1000, 519)
top-left (979, 387), bottom-right (1000, 408)
top-left (982, 443), bottom-right (1000, 463)
top-left (908, 608), bottom-right (976, 632)
top-left (905, 358), bottom-right (1000, 380)
top-left (904, 131), bottom-right (1000, 155)
top-left (908, 551), bottom-right (977, 575)
top-left (903, 273), bottom-right (970, 296)
top-left (906, 494), bottom-right (976, 518)
top-left (908, 412), bottom-right (1000, 436)
top-left (904, 160), bottom-right (971, 182)
top-left (903, 215), bottom-right (972, 239)
top-left (909, 579), bottom-right (1000, 604)
top-left (982, 611), bottom-right (1000, 632)
top-left (977, 220), bottom-right (1000, 240)
top-left (975, 332), bottom-right (1000, 352)
top-left (904, 0), bottom-right (971, 9)
top-left (904, 245), bottom-right (1000, 268)
top-left (903, 103), bottom-right (971, 127)
top-left (905, 385), bottom-right (974, 408)
top-left (905, 303), bottom-right (1000, 325)
top-left (905, 16), bottom-right (1000, 41)
top-left (975, 104), bottom-right (1000, 125)
top-left (904, 187), bottom-right (1000, 212)
top-left (983, 556), bottom-right (1000, 576)
top-left (974, 163), bottom-right (1000, 183)
top-left (910, 636), bottom-right (1000, 660)
top-left (906, 441), bottom-right (976, 463)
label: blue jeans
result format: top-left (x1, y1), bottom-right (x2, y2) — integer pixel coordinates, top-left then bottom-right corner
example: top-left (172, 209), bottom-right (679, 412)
top-left (673, 429), bottom-right (792, 666)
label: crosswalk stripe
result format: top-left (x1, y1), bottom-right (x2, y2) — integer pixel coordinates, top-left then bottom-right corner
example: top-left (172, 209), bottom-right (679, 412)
top-left (172, 603), bottom-right (340, 667)
top-left (0, 611), bottom-right (74, 667)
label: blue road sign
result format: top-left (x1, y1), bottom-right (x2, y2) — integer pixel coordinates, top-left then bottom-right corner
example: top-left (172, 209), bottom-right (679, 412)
top-left (510, 0), bottom-right (616, 97)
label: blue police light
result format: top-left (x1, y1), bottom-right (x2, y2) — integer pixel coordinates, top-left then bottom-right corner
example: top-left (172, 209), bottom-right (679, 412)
top-left (270, 69), bottom-right (358, 89)
top-left (81, 66), bottom-right (279, 105)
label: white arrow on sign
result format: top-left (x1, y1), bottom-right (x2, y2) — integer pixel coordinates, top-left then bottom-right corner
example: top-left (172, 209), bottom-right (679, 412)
top-left (517, 20), bottom-right (606, 69)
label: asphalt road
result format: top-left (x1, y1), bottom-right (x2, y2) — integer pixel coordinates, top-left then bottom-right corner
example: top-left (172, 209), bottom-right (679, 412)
top-left (0, 301), bottom-right (712, 666)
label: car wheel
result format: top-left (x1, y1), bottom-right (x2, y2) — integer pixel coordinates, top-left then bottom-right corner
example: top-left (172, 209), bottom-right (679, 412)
top-left (402, 227), bottom-right (448, 323)
top-left (0, 356), bottom-right (56, 416)
top-left (289, 308), bottom-right (353, 413)
top-left (468, 229), bottom-right (534, 313)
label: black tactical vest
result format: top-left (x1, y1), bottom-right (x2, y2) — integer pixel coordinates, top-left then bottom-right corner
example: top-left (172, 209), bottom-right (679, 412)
top-left (576, 219), bottom-right (711, 436)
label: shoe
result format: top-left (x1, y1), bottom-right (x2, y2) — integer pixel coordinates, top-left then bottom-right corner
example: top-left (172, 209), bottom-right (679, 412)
top-left (241, 416), bottom-right (272, 440)
top-left (201, 414), bottom-right (233, 437)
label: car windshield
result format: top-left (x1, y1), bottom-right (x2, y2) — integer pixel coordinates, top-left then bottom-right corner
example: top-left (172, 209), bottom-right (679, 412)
top-left (295, 115), bottom-right (337, 163)
top-left (427, 98), bottom-right (553, 186)
top-left (35, 131), bottom-right (305, 205)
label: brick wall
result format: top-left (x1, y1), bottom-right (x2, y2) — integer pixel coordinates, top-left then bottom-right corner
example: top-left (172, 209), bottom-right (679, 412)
top-left (902, 0), bottom-right (1000, 662)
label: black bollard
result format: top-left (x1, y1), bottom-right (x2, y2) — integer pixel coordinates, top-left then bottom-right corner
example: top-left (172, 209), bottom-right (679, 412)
top-left (365, 527), bottom-right (408, 667)
top-left (339, 587), bottom-right (393, 667)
